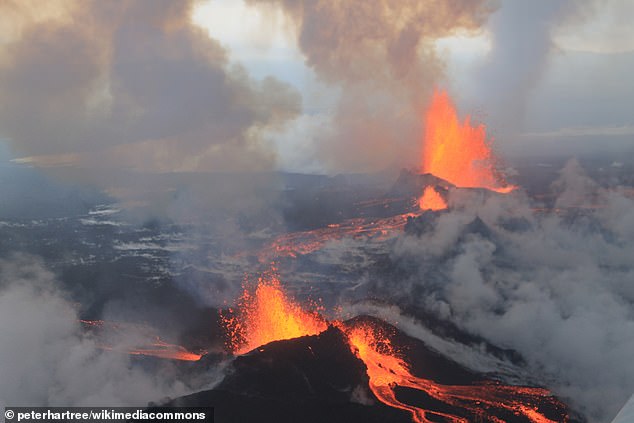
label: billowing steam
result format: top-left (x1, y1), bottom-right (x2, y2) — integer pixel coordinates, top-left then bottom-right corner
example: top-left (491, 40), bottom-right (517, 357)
top-left (0, 254), bottom-right (208, 406)
top-left (373, 160), bottom-right (634, 422)
top-left (0, 0), bottom-right (300, 176)
top-left (470, 1), bottom-right (575, 134)
top-left (247, 0), bottom-right (494, 172)
top-left (1, 2), bottom-right (632, 422)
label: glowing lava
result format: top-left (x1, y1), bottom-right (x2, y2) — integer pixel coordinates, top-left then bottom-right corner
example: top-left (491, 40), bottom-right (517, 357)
top-left (345, 322), bottom-right (564, 423)
top-left (418, 186), bottom-right (447, 211)
top-left (222, 272), bottom-right (328, 354)
top-left (258, 213), bottom-right (413, 261)
top-left (102, 340), bottom-right (202, 361)
top-left (79, 319), bottom-right (203, 361)
top-left (221, 276), bottom-right (569, 422)
top-left (422, 90), bottom-right (514, 193)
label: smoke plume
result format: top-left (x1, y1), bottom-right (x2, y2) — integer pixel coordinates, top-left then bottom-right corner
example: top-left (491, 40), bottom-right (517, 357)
top-left (466, 0), bottom-right (598, 150)
top-left (0, 254), bottom-right (199, 407)
top-left (0, 0), bottom-right (300, 176)
top-left (378, 160), bottom-right (634, 421)
top-left (247, 0), bottom-right (494, 172)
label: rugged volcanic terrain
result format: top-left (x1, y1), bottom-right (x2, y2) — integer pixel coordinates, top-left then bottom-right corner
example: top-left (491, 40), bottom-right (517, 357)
top-left (170, 315), bottom-right (578, 423)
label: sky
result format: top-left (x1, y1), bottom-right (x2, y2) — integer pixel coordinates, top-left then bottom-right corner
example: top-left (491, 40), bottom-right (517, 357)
top-left (191, 0), bottom-right (634, 168)
top-left (0, 0), bottom-right (633, 177)
top-left (1, 3), bottom-right (633, 419)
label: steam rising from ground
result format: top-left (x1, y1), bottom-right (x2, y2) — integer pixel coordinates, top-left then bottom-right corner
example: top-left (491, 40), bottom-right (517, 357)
top-left (0, 254), bottom-right (196, 407)
top-left (378, 160), bottom-right (634, 421)
top-left (470, 1), bottom-right (575, 135)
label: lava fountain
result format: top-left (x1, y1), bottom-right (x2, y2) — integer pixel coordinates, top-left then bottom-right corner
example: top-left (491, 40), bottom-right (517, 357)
top-left (418, 186), bottom-right (447, 211)
top-left (222, 272), bottom-right (327, 354)
top-left (221, 274), bottom-right (570, 422)
top-left (422, 90), bottom-right (514, 194)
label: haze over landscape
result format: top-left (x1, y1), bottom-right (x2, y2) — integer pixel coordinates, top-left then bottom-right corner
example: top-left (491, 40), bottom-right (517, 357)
top-left (1, 1), bottom-right (633, 422)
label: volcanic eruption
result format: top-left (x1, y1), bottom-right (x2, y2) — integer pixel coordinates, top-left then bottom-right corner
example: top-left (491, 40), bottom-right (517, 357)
top-left (2, 1), bottom-right (632, 421)
top-left (344, 321), bottom-right (567, 423)
top-left (216, 272), bottom-right (574, 423)
top-left (421, 90), bottom-right (514, 194)
top-left (221, 271), bottom-right (327, 354)
top-left (419, 186), bottom-right (448, 211)
top-left (207, 99), bottom-right (581, 420)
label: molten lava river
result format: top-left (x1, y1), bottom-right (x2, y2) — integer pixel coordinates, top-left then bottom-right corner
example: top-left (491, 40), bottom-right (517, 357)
top-left (216, 89), bottom-right (569, 421)
top-left (221, 274), bottom-right (569, 423)
top-left (80, 319), bottom-right (203, 361)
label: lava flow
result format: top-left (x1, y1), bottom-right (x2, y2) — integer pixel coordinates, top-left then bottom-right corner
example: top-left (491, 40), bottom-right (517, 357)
top-left (344, 322), bottom-right (565, 423)
top-left (222, 274), bottom-right (569, 422)
top-left (422, 90), bottom-right (514, 194)
top-left (258, 213), bottom-right (414, 261)
top-left (221, 272), bottom-right (328, 354)
top-left (119, 339), bottom-right (202, 361)
top-left (80, 319), bottom-right (202, 361)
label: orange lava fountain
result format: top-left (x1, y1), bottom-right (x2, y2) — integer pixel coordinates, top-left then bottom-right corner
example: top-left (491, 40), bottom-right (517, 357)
top-left (422, 90), bottom-right (514, 193)
top-left (418, 186), bottom-right (447, 211)
top-left (221, 275), bottom-right (569, 422)
top-left (222, 272), bottom-right (327, 354)
top-left (345, 322), bottom-right (564, 423)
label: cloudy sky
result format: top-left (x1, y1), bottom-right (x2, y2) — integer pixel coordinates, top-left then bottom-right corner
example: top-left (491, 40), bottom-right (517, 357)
top-left (196, 0), bottom-right (634, 168)
top-left (0, 0), bottom-right (633, 176)
top-left (1, 3), bottom-right (633, 419)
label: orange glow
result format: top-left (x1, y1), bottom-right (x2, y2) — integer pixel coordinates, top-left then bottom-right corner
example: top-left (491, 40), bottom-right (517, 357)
top-left (418, 186), bottom-right (447, 211)
top-left (345, 323), bottom-right (429, 421)
top-left (345, 322), bottom-right (564, 423)
top-left (79, 320), bottom-right (203, 361)
top-left (422, 90), bottom-right (514, 193)
top-left (220, 280), bottom-right (568, 422)
top-left (258, 213), bottom-right (414, 262)
top-left (125, 338), bottom-right (202, 361)
top-left (102, 341), bottom-right (202, 361)
top-left (222, 272), bottom-right (328, 354)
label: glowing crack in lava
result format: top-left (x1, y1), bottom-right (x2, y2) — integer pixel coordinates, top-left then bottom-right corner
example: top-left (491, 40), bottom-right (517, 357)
top-left (418, 186), bottom-right (447, 211)
top-left (222, 273), bottom-right (328, 354)
top-left (422, 90), bottom-right (514, 194)
top-left (345, 323), bottom-right (565, 423)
